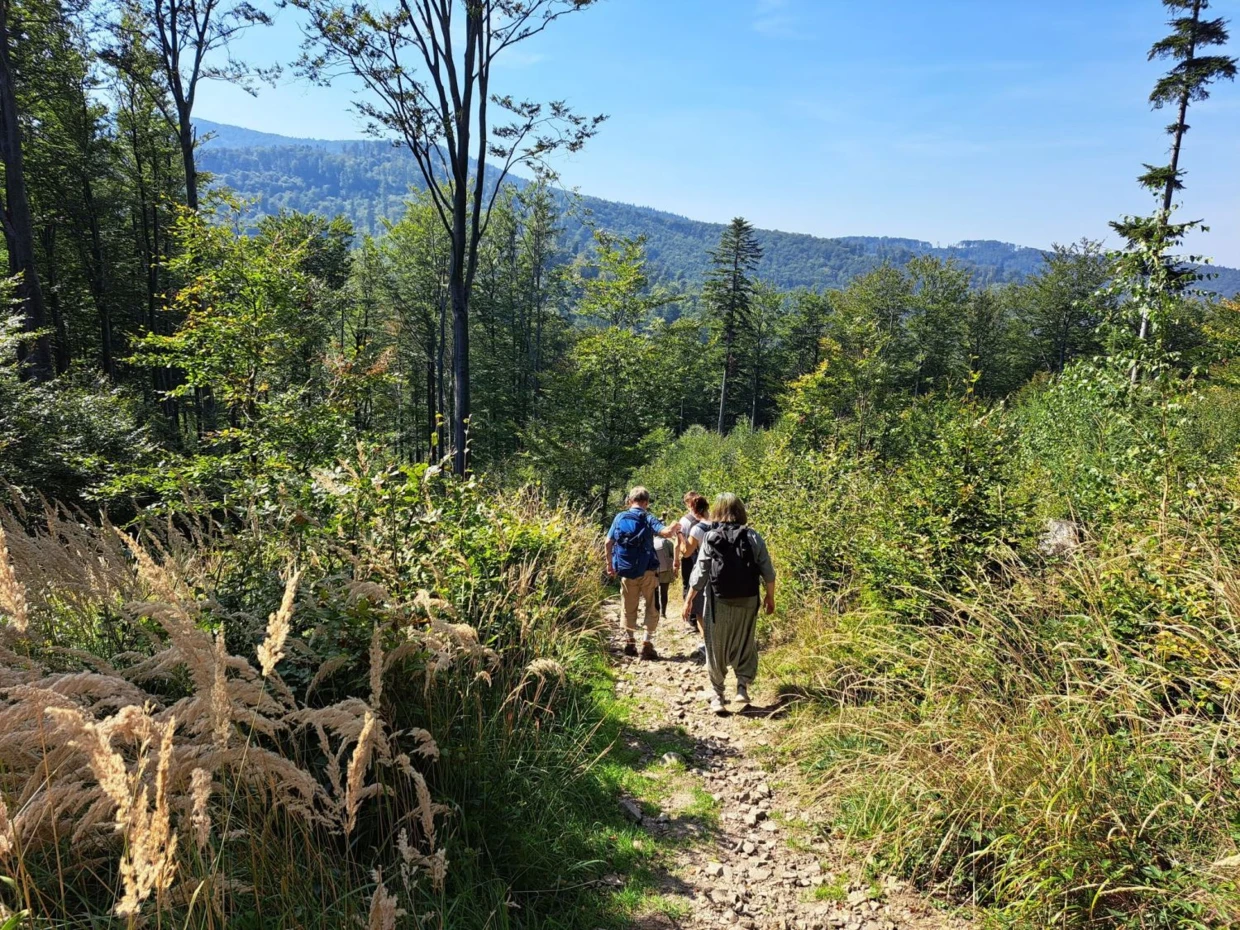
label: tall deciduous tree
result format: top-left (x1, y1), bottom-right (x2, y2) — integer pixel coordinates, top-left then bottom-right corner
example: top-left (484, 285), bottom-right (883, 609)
top-left (746, 280), bottom-right (786, 429)
top-left (0, 0), bottom-right (53, 379)
top-left (785, 288), bottom-right (832, 380)
top-left (106, 0), bottom-right (273, 211)
top-left (524, 326), bottom-right (665, 515)
top-left (904, 256), bottom-right (971, 395)
top-left (295, 0), bottom-right (604, 474)
top-left (575, 230), bottom-right (672, 331)
top-left (703, 217), bottom-right (762, 433)
top-left (1015, 240), bottom-right (1111, 375)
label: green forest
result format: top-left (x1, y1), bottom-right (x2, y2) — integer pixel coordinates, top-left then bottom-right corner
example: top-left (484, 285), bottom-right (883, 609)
top-left (1, 0), bottom-right (1239, 928)
top-left (192, 124), bottom-right (1240, 297)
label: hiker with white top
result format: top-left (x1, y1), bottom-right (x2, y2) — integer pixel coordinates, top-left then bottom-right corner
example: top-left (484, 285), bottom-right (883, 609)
top-left (675, 492), bottom-right (710, 661)
top-left (683, 493), bottom-right (776, 713)
top-left (652, 524), bottom-right (676, 620)
top-left (605, 486), bottom-right (679, 660)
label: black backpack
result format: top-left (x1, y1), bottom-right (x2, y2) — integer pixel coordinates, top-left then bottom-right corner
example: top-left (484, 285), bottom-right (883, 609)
top-left (705, 523), bottom-right (760, 599)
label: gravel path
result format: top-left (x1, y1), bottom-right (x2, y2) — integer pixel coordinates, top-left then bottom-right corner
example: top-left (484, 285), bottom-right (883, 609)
top-left (606, 594), bottom-right (971, 930)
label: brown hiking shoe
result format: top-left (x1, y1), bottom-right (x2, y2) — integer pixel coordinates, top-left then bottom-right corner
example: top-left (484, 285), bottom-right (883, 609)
top-left (623, 640), bottom-right (638, 657)
top-left (640, 641), bottom-right (659, 661)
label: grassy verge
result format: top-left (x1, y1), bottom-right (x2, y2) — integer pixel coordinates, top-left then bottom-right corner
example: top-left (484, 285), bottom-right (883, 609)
top-left (634, 379), bottom-right (1240, 928)
top-left (0, 466), bottom-right (701, 929)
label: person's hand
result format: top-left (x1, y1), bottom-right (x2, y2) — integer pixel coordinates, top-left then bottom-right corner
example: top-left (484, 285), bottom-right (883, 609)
top-left (681, 599), bottom-right (692, 621)
top-left (764, 593), bottom-right (776, 615)
top-left (673, 559), bottom-right (681, 573)
top-left (606, 564), bottom-right (617, 579)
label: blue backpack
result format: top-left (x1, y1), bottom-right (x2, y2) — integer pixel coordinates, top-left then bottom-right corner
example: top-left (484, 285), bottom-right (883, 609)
top-left (612, 510), bottom-right (655, 579)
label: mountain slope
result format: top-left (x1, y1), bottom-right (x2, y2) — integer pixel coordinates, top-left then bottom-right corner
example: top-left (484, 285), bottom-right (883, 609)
top-left (195, 120), bottom-right (1240, 296)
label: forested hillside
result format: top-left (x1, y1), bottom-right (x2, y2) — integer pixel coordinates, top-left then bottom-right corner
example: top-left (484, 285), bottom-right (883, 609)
top-left (198, 121), bottom-right (1240, 296)
top-left (2, 0), bottom-right (1240, 928)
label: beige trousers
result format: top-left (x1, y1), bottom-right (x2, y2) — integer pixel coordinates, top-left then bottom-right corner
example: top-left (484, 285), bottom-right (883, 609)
top-left (620, 571), bottom-right (659, 637)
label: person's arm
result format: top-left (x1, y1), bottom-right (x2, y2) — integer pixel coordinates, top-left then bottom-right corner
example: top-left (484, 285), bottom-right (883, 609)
top-left (682, 587), bottom-right (697, 619)
top-left (753, 530), bottom-right (776, 614)
top-left (681, 536), bottom-right (711, 620)
top-left (604, 538), bottom-right (616, 577)
top-left (673, 524), bottom-right (682, 572)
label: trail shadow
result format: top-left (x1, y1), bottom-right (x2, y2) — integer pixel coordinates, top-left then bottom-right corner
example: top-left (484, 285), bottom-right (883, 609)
top-left (774, 682), bottom-right (846, 705)
top-left (736, 693), bottom-right (799, 719)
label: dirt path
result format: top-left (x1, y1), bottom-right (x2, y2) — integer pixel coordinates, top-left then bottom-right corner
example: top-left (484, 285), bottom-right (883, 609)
top-left (605, 593), bottom-right (971, 930)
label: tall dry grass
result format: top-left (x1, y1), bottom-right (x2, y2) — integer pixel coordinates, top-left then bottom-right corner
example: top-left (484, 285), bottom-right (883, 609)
top-left (0, 510), bottom-right (470, 926)
top-left (775, 514), bottom-right (1240, 927)
top-left (0, 473), bottom-right (619, 929)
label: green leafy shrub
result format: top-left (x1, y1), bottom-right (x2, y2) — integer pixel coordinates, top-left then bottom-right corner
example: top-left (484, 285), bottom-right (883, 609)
top-left (0, 462), bottom-right (648, 929)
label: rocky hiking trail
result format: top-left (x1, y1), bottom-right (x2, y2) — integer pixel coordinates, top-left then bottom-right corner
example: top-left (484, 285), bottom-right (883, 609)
top-left (603, 598), bottom-right (972, 930)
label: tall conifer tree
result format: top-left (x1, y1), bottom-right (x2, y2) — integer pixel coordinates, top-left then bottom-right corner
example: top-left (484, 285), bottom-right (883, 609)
top-left (703, 217), bottom-right (762, 433)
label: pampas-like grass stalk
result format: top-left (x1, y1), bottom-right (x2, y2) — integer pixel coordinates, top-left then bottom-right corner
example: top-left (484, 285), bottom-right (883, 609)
top-left (344, 710), bottom-right (380, 835)
top-left (189, 767), bottom-right (212, 850)
top-left (367, 870), bottom-right (404, 930)
top-left (210, 631), bottom-right (230, 752)
top-left (257, 567), bottom-right (301, 678)
top-left (0, 523), bottom-right (29, 634)
top-left (48, 706), bottom-right (180, 918)
top-left (0, 794), bottom-right (13, 861)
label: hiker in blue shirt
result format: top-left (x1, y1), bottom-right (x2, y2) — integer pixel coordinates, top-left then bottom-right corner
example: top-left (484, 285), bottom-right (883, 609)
top-left (605, 486), bottom-right (680, 659)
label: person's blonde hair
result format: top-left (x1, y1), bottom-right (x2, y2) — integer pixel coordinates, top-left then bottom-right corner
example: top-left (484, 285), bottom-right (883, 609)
top-left (627, 486), bottom-right (650, 505)
top-left (709, 493), bottom-right (748, 525)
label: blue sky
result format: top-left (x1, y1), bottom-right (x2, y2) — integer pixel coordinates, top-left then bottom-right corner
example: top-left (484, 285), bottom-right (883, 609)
top-left (197, 0), bottom-right (1240, 265)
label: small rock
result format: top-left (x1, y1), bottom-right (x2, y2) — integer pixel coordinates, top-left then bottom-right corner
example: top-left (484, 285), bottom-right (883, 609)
top-left (1039, 517), bottom-right (1083, 557)
top-left (619, 798), bottom-right (643, 823)
top-left (661, 751), bottom-right (685, 766)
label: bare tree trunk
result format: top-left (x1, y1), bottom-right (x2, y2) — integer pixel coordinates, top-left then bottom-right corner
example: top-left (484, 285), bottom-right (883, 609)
top-left (451, 272), bottom-right (470, 473)
top-left (751, 340), bottom-right (761, 431)
top-left (176, 104), bottom-right (198, 211)
top-left (716, 340), bottom-right (731, 434)
top-left (0, 1), bottom-right (53, 381)
top-left (81, 173), bottom-right (115, 378)
top-left (39, 226), bottom-right (71, 374)
top-left (425, 332), bottom-right (437, 463)
top-left (437, 275), bottom-right (448, 455)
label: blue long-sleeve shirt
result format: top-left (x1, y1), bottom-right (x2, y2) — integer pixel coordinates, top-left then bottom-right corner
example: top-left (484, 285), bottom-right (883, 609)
top-left (606, 507), bottom-right (667, 574)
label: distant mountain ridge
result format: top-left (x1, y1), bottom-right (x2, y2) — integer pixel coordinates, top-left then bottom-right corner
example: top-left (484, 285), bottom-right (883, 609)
top-left (195, 119), bottom-right (1240, 297)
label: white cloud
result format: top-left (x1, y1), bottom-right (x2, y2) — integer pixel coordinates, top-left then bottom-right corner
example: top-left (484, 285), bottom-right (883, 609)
top-left (752, 0), bottom-right (814, 40)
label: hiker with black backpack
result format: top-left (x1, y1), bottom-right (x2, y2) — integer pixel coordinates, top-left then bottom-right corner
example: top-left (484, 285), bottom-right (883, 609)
top-left (682, 493), bottom-right (777, 713)
top-left (605, 486), bottom-right (680, 660)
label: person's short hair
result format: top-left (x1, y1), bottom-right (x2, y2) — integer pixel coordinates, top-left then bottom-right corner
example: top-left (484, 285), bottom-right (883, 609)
top-left (627, 486), bottom-right (650, 505)
top-left (710, 492), bottom-right (748, 525)
top-left (690, 494), bottom-right (709, 517)
top-left (683, 490), bottom-right (701, 507)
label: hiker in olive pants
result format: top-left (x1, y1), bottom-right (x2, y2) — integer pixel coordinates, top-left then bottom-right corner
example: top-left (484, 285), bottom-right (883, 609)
top-left (683, 493), bottom-right (776, 713)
